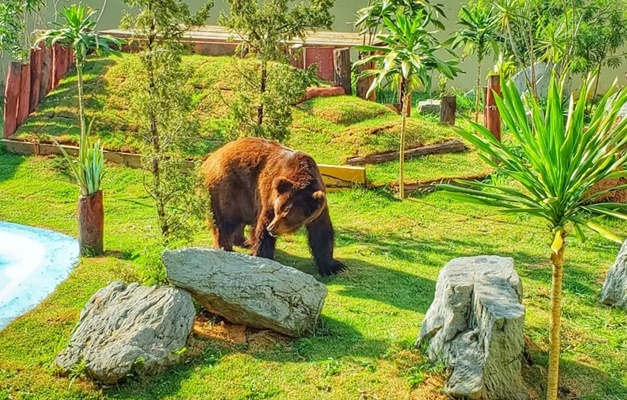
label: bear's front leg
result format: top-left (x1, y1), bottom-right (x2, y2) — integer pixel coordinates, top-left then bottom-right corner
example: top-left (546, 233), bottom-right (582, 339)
top-left (306, 206), bottom-right (347, 276)
top-left (251, 209), bottom-right (277, 260)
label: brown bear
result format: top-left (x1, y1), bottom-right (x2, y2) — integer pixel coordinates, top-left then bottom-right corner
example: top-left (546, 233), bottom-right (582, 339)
top-left (201, 137), bottom-right (346, 276)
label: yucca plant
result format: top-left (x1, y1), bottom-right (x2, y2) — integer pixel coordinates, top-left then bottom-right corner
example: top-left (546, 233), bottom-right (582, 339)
top-left (36, 4), bottom-right (121, 255)
top-left (440, 73), bottom-right (627, 400)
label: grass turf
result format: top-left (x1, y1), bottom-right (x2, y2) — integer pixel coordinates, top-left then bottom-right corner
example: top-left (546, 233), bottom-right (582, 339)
top-left (0, 152), bottom-right (626, 399)
top-left (9, 54), bottom-right (487, 185)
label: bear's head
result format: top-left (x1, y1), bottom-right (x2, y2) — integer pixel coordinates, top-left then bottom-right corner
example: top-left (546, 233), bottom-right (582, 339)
top-left (267, 177), bottom-right (326, 237)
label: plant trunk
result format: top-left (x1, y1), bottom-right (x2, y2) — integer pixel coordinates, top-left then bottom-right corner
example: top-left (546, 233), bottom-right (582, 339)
top-left (78, 190), bottom-right (104, 256)
top-left (546, 232), bottom-right (566, 400)
top-left (529, 28), bottom-right (538, 100)
top-left (257, 61), bottom-right (267, 126)
top-left (76, 61), bottom-right (85, 137)
top-left (475, 60), bottom-right (482, 122)
top-left (398, 79), bottom-right (408, 200)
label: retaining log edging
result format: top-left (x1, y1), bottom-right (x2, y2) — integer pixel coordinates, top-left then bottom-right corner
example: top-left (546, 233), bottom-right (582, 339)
top-left (3, 46), bottom-right (74, 139)
top-left (345, 139), bottom-right (467, 165)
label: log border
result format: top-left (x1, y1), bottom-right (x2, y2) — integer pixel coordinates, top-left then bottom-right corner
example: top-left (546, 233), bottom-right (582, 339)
top-left (345, 139), bottom-right (467, 165)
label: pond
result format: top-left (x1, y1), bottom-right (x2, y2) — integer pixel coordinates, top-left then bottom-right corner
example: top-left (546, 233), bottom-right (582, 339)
top-left (0, 221), bottom-right (79, 330)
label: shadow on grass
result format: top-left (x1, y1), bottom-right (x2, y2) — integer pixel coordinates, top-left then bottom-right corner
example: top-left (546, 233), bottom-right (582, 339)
top-left (0, 152), bottom-right (26, 183)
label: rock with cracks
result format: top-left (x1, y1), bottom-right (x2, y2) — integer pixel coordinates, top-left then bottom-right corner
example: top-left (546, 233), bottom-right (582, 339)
top-left (163, 248), bottom-right (327, 337)
top-left (601, 239), bottom-right (627, 308)
top-left (55, 282), bottom-right (195, 383)
top-left (416, 256), bottom-right (527, 400)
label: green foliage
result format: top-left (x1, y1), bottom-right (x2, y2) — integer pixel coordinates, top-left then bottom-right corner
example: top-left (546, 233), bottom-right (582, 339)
top-left (228, 60), bottom-right (309, 142)
top-left (121, 0), bottom-right (212, 244)
top-left (219, 0), bottom-right (334, 142)
top-left (0, 0), bottom-right (44, 62)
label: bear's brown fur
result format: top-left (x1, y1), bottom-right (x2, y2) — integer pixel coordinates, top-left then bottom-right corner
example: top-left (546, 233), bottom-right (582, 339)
top-left (202, 137), bottom-right (346, 276)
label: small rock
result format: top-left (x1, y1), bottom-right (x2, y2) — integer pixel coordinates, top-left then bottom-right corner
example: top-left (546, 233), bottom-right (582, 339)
top-left (163, 248), bottom-right (327, 337)
top-left (601, 240), bottom-right (627, 308)
top-left (55, 282), bottom-right (195, 383)
top-left (416, 256), bottom-right (527, 400)
top-left (418, 99), bottom-right (441, 115)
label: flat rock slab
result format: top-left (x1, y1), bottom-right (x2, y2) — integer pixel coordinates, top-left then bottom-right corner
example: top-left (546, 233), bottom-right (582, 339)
top-left (601, 240), bottom-right (627, 308)
top-left (55, 282), bottom-right (195, 383)
top-left (416, 256), bottom-right (527, 400)
top-left (163, 248), bottom-right (327, 337)
top-left (418, 99), bottom-right (441, 115)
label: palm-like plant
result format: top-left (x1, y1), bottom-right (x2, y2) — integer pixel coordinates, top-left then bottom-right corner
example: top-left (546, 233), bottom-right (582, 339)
top-left (449, 5), bottom-right (501, 122)
top-left (36, 3), bottom-right (121, 195)
top-left (440, 73), bottom-right (627, 400)
top-left (355, 11), bottom-right (460, 199)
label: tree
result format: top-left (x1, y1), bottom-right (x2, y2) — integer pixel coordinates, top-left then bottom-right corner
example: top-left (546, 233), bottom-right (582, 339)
top-left (0, 0), bottom-right (44, 63)
top-left (219, 0), bottom-right (334, 141)
top-left (121, 0), bottom-right (211, 245)
top-left (440, 73), bottom-right (627, 400)
top-left (36, 4), bottom-right (122, 256)
top-left (449, 4), bottom-right (501, 121)
top-left (355, 11), bottom-right (460, 200)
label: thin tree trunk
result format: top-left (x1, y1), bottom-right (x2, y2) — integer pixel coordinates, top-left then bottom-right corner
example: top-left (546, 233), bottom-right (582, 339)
top-left (257, 60), bottom-right (267, 126)
top-left (76, 61), bottom-right (85, 137)
top-left (593, 64), bottom-right (602, 100)
top-left (399, 79), bottom-right (408, 200)
top-left (546, 232), bottom-right (566, 400)
top-left (475, 59), bottom-right (482, 122)
top-left (529, 28), bottom-right (538, 99)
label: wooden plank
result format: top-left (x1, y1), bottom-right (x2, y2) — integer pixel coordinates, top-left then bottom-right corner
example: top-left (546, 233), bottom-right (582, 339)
top-left (333, 48), bottom-right (351, 95)
top-left (305, 47), bottom-right (334, 81)
top-left (345, 139), bottom-right (467, 165)
top-left (43, 46), bottom-right (53, 95)
top-left (3, 63), bottom-right (22, 138)
top-left (318, 164), bottom-right (366, 188)
top-left (17, 63), bottom-right (31, 127)
top-left (30, 48), bottom-right (43, 112)
top-left (1, 139), bottom-right (37, 154)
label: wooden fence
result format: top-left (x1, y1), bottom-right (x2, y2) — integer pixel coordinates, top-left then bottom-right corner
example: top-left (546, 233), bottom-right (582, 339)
top-left (3, 45), bottom-right (74, 139)
top-left (0, 139), bottom-right (367, 190)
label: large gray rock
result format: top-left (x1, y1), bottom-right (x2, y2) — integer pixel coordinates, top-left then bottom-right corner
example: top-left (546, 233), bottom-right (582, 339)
top-left (55, 282), bottom-right (195, 383)
top-left (418, 99), bottom-right (441, 115)
top-left (601, 240), bottom-right (627, 308)
top-left (416, 256), bottom-right (527, 400)
top-left (163, 248), bottom-right (327, 337)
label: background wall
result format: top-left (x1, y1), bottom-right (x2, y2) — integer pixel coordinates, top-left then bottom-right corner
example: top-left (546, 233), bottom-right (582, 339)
top-left (1, 0), bottom-right (626, 93)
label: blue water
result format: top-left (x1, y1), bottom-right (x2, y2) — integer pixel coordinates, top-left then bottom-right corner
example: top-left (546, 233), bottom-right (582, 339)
top-left (0, 221), bottom-right (79, 330)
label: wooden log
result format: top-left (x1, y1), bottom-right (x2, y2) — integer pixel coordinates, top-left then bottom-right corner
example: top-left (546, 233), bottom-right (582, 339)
top-left (345, 139), bottom-right (467, 165)
top-left (42, 46), bottom-right (53, 96)
top-left (299, 86), bottom-right (345, 103)
top-left (386, 174), bottom-right (489, 198)
top-left (17, 63), bottom-right (31, 126)
top-left (52, 44), bottom-right (63, 88)
top-left (440, 95), bottom-right (456, 126)
top-left (78, 190), bottom-right (105, 256)
top-left (30, 48), bottom-right (43, 112)
top-left (333, 48), bottom-right (351, 96)
top-left (356, 55), bottom-right (376, 101)
top-left (485, 75), bottom-right (502, 141)
top-left (3, 62), bottom-right (22, 138)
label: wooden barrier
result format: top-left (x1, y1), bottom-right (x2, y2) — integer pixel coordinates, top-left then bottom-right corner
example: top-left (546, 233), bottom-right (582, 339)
top-left (17, 64), bottom-right (31, 126)
top-left (345, 139), bottom-right (467, 165)
top-left (30, 48), bottom-right (43, 112)
top-left (440, 95), bottom-right (456, 126)
top-left (0, 139), bottom-right (367, 190)
top-left (333, 48), bottom-right (351, 96)
top-left (3, 62), bottom-right (21, 139)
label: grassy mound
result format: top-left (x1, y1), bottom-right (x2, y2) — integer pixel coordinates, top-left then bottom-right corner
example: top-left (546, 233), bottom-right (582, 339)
top-left (10, 53), bottom-right (488, 184)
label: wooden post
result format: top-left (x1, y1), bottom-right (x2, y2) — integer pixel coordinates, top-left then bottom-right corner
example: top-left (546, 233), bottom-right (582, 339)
top-left (482, 86), bottom-right (488, 124)
top-left (357, 54), bottom-right (376, 101)
top-left (485, 74), bottom-right (502, 141)
top-left (17, 63), bottom-right (31, 126)
top-left (52, 44), bottom-right (62, 88)
top-left (30, 48), bottom-right (43, 112)
top-left (333, 47), bottom-right (351, 96)
top-left (440, 95), bottom-right (457, 126)
top-left (3, 62), bottom-right (22, 138)
top-left (40, 46), bottom-right (52, 99)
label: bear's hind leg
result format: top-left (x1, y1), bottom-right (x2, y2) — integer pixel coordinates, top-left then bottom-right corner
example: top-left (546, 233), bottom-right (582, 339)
top-left (212, 222), bottom-right (238, 252)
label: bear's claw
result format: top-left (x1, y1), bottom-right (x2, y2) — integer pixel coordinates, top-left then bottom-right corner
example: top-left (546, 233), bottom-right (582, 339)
top-left (319, 260), bottom-right (347, 277)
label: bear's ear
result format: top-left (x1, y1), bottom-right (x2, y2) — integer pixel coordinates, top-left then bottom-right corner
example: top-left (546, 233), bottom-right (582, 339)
top-left (274, 177), bottom-right (294, 194)
top-left (312, 190), bottom-right (326, 200)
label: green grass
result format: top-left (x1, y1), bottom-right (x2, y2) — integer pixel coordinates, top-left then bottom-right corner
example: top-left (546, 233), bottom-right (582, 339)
top-left (9, 54), bottom-right (486, 185)
top-left (1, 153), bottom-right (626, 399)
